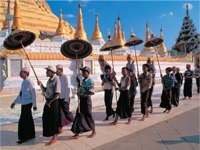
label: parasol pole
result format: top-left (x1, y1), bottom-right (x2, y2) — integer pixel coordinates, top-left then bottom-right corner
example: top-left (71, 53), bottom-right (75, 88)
top-left (134, 46), bottom-right (139, 75)
top-left (154, 47), bottom-right (162, 77)
top-left (110, 48), bottom-right (115, 71)
top-left (75, 52), bottom-right (81, 114)
top-left (110, 48), bottom-right (118, 103)
top-left (20, 41), bottom-right (39, 81)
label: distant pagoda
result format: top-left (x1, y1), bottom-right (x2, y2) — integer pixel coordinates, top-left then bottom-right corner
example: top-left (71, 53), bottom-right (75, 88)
top-left (172, 4), bottom-right (199, 57)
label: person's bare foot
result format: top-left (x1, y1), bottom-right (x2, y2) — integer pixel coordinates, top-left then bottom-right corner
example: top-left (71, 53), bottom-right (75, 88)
top-left (125, 120), bottom-right (131, 125)
top-left (163, 109), bottom-right (167, 113)
top-left (150, 108), bottom-right (153, 113)
top-left (87, 132), bottom-right (96, 138)
top-left (182, 97), bottom-right (186, 100)
top-left (166, 110), bottom-right (171, 113)
top-left (141, 116), bottom-right (145, 121)
top-left (110, 121), bottom-right (117, 125)
top-left (69, 134), bottom-right (79, 139)
top-left (45, 139), bottom-right (57, 146)
top-left (58, 128), bottom-right (63, 134)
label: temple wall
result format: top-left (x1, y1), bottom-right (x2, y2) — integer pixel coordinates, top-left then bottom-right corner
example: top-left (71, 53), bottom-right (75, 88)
top-left (0, 58), bottom-right (194, 96)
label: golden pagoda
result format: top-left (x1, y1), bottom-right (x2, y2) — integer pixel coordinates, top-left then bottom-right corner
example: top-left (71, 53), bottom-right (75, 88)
top-left (12, 0), bottom-right (23, 30)
top-left (157, 27), bottom-right (168, 57)
top-left (140, 22), bottom-right (155, 56)
top-left (113, 22), bottom-right (117, 42)
top-left (74, 3), bottom-right (87, 41)
top-left (121, 28), bottom-right (126, 44)
top-left (91, 13), bottom-right (103, 41)
top-left (54, 9), bottom-right (67, 36)
top-left (116, 16), bottom-right (125, 46)
top-left (1, 19), bottom-right (8, 30)
top-left (0, 0), bottom-right (75, 39)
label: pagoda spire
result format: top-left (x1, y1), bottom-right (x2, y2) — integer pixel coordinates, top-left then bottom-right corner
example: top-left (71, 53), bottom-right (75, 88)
top-left (116, 16), bottom-right (125, 46)
top-left (55, 9), bottom-right (67, 36)
top-left (113, 22), bottom-right (117, 42)
top-left (121, 28), bottom-right (126, 43)
top-left (145, 22), bottom-right (150, 42)
top-left (2, 19), bottom-right (8, 30)
top-left (91, 13), bottom-right (103, 41)
top-left (158, 27), bottom-right (168, 57)
top-left (74, 3), bottom-right (87, 41)
top-left (186, 3), bottom-right (189, 17)
top-left (12, 0), bottom-right (23, 30)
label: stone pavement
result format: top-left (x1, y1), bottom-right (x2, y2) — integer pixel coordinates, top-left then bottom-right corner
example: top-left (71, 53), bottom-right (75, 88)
top-left (0, 89), bottom-right (199, 150)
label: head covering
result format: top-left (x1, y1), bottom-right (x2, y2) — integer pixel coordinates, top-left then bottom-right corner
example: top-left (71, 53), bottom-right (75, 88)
top-left (165, 67), bottom-right (172, 72)
top-left (142, 64), bottom-right (150, 68)
top-left (80, 66), bottom-right (91, 73)
top-left (186, 64), bottom-right (191, 67)
top-left (98, 55), bottom-right (104, 62)
top-left (21, 67), bottom-right (30, 73)
top-left (56, 64), bottom-right (63, 69)
top-left (127, 54), bottom-right (132, 59)
top-left (45, 65), bottom-right (56, 72)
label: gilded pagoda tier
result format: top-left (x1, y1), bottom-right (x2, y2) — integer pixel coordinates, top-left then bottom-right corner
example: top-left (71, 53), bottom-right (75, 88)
top-left (0, 0), bottom-right (75, 39)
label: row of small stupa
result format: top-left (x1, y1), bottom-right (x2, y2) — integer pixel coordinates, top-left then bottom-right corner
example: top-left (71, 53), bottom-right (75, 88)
top-left (1, 0), bottom-right (168, 56)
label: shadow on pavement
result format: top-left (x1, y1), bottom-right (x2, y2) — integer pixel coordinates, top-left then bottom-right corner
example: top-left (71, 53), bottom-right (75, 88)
top-left (157, 135), bottom-right (200, 145)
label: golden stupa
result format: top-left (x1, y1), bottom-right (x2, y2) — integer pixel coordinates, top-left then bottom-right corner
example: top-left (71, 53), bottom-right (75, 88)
top-left (0, 0), bottom-right (75, 39)
top-left (113, 22), bottom-right (117, 42)
top-left (115, 16), bottom-right (125, 46)
top-left (74, 3), bottom-right (87, 41)
top-left (90, 13), bottom-right (103, 41)
top-left (157, 27), bottom-right (168, 57)
top-left (140, 22), bottom-right (155, 56)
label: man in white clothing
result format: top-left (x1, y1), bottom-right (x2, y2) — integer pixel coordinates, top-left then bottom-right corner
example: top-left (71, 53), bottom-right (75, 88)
top-left (10, 67), bottom-right (37, 144)
top-left (56, 64), bottom-right (74, 134)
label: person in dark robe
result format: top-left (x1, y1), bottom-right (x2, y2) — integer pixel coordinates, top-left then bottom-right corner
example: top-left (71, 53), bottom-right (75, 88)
top-left (37, 65), bottom-right (61, 146)
top-left (56, 64), bottom-right (74, 134)
top-left (10, 67), bottom-right (37, 144)
top-left (160, 67), bottom-right (174, 113)
top-left (110, 67), bottom-right (132, 125)
top-left (146, 58), bottom-right (156, 113)
top-left (70, 66), bottom-right (96, 139)
top-left (101, 65), bottom-right (115, 121)
top-left (182, 64), bottom-right (194, 99)
top-left (194, 66), bottom-right (200, 95)
top-left (127, 68), bottom-right (138, 115)
top-left (171, 66), bottom-right (183, 106)
top-left (138, 64), bottom-right (152, 121)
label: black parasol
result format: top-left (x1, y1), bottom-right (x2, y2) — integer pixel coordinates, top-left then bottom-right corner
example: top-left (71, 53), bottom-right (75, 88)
top-left (144, 34), bottom-right (164, 76)
top-left (3, 29), bottom-right (36, 50)
top-left (3, 29), bottom-right (39, 81)
top-left (61, 38), bottom-right (92, 59)
top-left (100, 31), bottom-right (122, 70)
top-left (125, 31), bottom-right (143, 75)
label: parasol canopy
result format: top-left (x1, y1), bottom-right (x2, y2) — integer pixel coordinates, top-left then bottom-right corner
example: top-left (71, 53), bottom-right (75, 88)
top-left (125, 33), bottom-right (143, 46)
top-left (3, 29), bottom-right (36, 50)
top-left (100, 32), bottom-right (122, 51)
top-left (144, 34), bottom-right (163, 47)
top-left (61, 38), bottom-right (92, 59)
top-left (100, 39), bottom-right (121, 51)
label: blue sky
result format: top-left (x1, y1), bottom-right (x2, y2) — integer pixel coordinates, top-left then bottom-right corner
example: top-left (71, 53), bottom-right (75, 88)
top-left (47, 0), bottom-right (199, 51)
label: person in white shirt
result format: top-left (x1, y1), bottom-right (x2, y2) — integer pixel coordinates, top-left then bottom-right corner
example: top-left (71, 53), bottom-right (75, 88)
top-left (10, 67), bottom-right (37, 144)
top-left (101, 65), bottom-right (115, 121)
top-left (56, 64), bottom-right (74, 134)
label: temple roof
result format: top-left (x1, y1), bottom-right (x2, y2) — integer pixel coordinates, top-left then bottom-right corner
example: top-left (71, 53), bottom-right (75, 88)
top-left (0, 0), bottom-right (75, 39)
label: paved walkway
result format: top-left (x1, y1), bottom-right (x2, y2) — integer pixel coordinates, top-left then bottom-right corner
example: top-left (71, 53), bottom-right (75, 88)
top-left (0, 90), bottom-right (199, 150)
